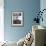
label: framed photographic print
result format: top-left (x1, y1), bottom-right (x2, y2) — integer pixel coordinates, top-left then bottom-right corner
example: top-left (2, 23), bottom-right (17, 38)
top-left (12, 11), bottom-right (24, 26)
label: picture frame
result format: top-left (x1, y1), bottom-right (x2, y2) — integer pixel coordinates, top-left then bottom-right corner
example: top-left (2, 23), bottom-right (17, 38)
top-left (12, 11), bottom-right (24, 26)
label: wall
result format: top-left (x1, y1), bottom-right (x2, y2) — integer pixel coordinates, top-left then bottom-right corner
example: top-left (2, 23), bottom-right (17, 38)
top-left (40, 0), bottom-right (46, 27)
top-left (4, 0), bottom-right (40, 42)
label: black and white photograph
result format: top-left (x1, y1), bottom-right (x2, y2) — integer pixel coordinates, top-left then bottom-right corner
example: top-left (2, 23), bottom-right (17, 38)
top-left (12, 11), bottom-right (24, 26)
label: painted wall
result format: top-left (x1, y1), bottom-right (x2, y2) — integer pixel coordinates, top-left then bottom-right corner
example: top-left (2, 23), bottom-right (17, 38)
top-left (40, 0), bottom-right (46, 27)
top-left (4, 0), bottom-right (40, 42)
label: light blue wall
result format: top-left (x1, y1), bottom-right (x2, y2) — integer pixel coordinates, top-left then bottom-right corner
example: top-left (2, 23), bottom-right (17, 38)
top-left (40, 0), bottom-right (46, 27)
top-left (4, 0), bottom-right (40, 42)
